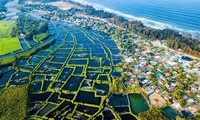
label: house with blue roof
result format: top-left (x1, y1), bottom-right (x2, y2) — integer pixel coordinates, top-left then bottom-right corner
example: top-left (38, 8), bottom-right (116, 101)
top-left (156, 73), bottom-right (163, 79)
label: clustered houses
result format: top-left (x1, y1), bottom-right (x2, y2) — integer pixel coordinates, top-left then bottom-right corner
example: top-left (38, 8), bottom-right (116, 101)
top-left (122, 39), bottom-right (200, 116)
top-left (62, 15), bottom-right (116, 33)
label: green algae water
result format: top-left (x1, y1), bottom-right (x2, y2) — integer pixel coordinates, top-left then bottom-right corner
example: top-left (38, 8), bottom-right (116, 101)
top-left (163, 107), bottom-right (180, 120)
top-left (128, 93), bottom-right (149, 115)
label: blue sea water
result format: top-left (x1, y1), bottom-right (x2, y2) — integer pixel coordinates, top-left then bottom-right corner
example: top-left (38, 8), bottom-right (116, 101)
top-left (73, 0), bottom-right (200, 36)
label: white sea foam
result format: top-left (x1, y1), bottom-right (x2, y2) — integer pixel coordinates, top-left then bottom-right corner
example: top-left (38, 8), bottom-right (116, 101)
top-left (72, 0), bottom-right (200, 36)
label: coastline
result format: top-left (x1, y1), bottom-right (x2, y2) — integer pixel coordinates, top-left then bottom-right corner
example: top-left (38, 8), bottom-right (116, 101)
top-left (72, 0), bottom-right (200, 37)
top-left (71, 0), bottom-right (200, 59)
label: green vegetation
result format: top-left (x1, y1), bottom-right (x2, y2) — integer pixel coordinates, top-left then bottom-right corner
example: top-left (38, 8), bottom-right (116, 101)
top-left (0, 38), bottom-right (21, 55)
top-left (0, 21), bottom-right (21, 55)
top-left (194, 110), bottom-right (200, 120)
top-left (112, 77), bottom-right (126, 94)
top-left (138, 106), bottom-right (168, 120)
top-left (17, 14), bottom-right (48, 40)
top-left (0, 56), bottom-right (16, 66)
top-left (114, 67), bottom-right (123, 72)
top-left (33, 32), bottom-right (49, 43)
top-left (0, 38), bottom-right (55, 66)
top-left (0, 85), bottom-right (29, 120)
top-left (0, 15), bottom-right (52, 66)
top-left (0, 56), bottom-right (15, 66)
top-left (111, 72), bottom-right (146, 95)
top-left (0, 21), bottom-right (16, 38)
top-left (167, 39), bottom-right (200, 56)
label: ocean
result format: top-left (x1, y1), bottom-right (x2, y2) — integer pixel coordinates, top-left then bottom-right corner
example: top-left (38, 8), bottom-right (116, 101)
top-left (72, 0), bottom-right (200, 36)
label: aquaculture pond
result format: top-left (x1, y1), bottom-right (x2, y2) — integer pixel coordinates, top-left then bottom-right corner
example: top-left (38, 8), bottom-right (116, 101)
top-left (94, 84), bottom-right (109, 95)
top-left (181, 56), bottom-right (193, 61)
top-left (0, 22), bottom-right (124, 119)
top-left (163, 107), bottom-right (180, 120)
top-left (0, 70), bottom-right (16, 85)
top-left (75, 91), bottom-right (101, 105)
top-left (120, 114), bottom-right (137, 120)
top-left (20, 39), bottom-right (29, 51)
top-left (108, 94), bottom-right (130, 114)
top-left (128, 93), bottom-right (149, 115)
top-left (181, 110), bottom-right (193, 118)
top-left (37, 103), bottom-right (56, 116)
top-left (102, 110), bottom-right (116, 119)
top-left (62, 76), bottom-right (84, 91)
top-left (109, 94), bottom-right (129, 107)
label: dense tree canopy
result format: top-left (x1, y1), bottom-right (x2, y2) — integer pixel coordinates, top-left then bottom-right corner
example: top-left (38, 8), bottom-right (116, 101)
top-left (138, 106), bottom-right (168, 120)
top-left (0, 85), bottom-right (29, 120)
top-left (0, 0), bottom-right (10, 20)
top-left (16, 14), bottom-right (48, 39)
top-left (0, 0), bottom-right (9, 12)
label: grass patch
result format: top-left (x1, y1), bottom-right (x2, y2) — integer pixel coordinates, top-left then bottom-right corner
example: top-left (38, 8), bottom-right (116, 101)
top-left (0, 85), bottom-right (29, 120)
top-left (114, 67), bottom-right (123, 72)
top-left (0, 21), bottom-right (15, 38)
top-left (0, 21), bottom-right (21, 55)
top-left (0, 37), bottom-right (21, 55)
top-left (33, 32), bottom-right (49, 43)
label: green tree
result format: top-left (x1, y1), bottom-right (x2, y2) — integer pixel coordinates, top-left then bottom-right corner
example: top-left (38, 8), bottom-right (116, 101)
top-left (148, 74), bottom-right (154, 81)
top-left (176, 116), bottom-right (185, 120)
top-left (122, 73), bottom-right (129, 81)
top-left (0, 85), bottom-right (29, 120)
top-left (178, 98), bottom-right (185, 107)
top-left (138, 106), bottom-right (168, 120)
top-left (177, 83), bottom-right (184, 90)
top-left (112, 78), bottom-right (126, 94)
top-left (191, 75), bottom-right (198, 82)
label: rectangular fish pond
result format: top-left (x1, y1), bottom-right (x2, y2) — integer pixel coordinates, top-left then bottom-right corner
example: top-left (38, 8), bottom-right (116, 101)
top-left (75, 91), bottom-right (101, 105)
top-left (128, 93), bottom-right (149, 115)
top-left (68, 59), bottom-right (88, 65)
top-left (163, 106), bottom-right (180, 120)
top-left (0, 70), bottom-right (16, 86)
top-left (37, 103), bottom-right (56, 116)
top-left (62, 76), bottom-right (84, 91)
top-left (109, 94), bottom-right (129, 107)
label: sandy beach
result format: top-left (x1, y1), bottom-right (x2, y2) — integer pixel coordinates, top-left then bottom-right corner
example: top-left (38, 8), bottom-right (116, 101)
top-left (48, 1), bottom-right (81, 10)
